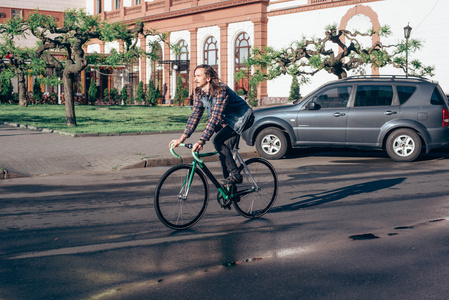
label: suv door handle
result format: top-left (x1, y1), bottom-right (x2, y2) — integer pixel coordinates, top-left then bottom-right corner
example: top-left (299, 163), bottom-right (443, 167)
top-left (384, 111), bottom-right (398, 115)
top-left (334, 112), bottom-right (346, 117)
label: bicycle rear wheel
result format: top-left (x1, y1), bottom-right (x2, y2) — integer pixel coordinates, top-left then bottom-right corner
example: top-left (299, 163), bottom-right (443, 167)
top-left (232, 158), bottom-right (278, 218)
top-left (154, 165), bottom-right (209, 230)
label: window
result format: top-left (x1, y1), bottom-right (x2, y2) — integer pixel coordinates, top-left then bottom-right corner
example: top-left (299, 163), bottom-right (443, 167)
top-left (354, 85), bottom-right (393, 107)
top-left (234, 32), bottom-right (251, 92)
top-left (151, 43), bottom-right (163, 96)
top-left (135, 0), bottom-right (142, 4)
top-left (235, 32), bottom-right (250, 68)
top-left (204, 36), bottom-right (218, 69)
top-left (314, 86), bottom-right (352, 109)
top-left (11, 9), bottom-right (22, 18)
top-left (430, 87), bottom-right (446, 105)
top-left (96, 0), bottom-right (102, 13)
top-left (397, 86), bottom-right (416, 104)
top-left (115, 0), bottom-right (121, 9)
top-left (176, 40), bottom-right (189, 61)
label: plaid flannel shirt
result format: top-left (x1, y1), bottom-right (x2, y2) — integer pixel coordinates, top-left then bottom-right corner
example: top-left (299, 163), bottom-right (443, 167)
top-left (183, 85), bottom-right (228, 142)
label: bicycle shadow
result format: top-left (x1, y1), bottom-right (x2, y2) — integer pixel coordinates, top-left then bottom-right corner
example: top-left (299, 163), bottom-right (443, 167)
top-left (270, 177), bottom-right (406, 213)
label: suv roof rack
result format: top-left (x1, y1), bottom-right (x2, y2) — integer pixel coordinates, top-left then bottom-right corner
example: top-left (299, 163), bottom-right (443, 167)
top-left (342, 75), bottom-right (432, 82)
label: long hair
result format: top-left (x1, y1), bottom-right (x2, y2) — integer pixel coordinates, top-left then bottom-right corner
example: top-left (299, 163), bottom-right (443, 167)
top-left (194, 64), bottom-right (223, 97)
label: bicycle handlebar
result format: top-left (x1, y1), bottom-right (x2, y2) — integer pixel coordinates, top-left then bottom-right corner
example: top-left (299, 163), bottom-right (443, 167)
top-left (170, 143), bottom-right (204, 163)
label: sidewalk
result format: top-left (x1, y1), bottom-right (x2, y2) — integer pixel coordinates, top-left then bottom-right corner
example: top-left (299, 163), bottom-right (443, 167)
top-left (0, 124), bottom-right (257, 179)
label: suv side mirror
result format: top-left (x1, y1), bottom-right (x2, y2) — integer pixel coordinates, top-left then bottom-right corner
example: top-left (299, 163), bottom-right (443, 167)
top-left (307, 101), bottom-right (320, 110)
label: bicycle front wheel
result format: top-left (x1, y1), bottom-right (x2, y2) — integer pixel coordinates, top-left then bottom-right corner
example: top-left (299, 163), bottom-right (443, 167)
top-left (233, 158), bottom-right (278, 218)
top-left (154, 165), bottom-right (209, 230)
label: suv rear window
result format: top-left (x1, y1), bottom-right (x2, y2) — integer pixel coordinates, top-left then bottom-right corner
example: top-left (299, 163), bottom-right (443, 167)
top-left (397, 86), bottom-right (416, 104)
top-left (430, 87), bottom-right (446, 105)
top-left (354, 85), bottom-right (393, 107)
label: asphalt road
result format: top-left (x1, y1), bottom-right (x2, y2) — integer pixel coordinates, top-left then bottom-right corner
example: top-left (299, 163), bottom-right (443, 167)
top-left (1, 149), bottom-right (449, 299)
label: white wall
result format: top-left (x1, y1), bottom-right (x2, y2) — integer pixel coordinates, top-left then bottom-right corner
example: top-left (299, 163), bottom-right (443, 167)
top-left (267, 0), bottom-right (449, 98)
top-left (2, 0), bottom-right (85, 11)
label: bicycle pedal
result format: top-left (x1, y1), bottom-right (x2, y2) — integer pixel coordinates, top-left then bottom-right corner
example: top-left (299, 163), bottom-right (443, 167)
top-left (221, 204), bottom-right (232, 210)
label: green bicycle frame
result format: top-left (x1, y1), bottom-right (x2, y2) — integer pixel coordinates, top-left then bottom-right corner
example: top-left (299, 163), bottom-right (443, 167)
top-left (171, 144), bottom-right (234, 201)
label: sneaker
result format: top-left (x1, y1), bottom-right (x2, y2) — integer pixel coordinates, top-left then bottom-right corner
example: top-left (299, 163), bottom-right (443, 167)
top-left (221, 173), bottom-right (243, 185)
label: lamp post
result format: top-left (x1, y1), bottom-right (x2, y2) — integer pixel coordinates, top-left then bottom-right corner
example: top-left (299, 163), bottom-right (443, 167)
top-left (403, 23), bottom-right (412, 77)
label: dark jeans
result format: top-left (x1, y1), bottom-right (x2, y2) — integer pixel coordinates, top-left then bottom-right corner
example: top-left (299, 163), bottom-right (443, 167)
top-left (213, 114), bottom-right (254, 178)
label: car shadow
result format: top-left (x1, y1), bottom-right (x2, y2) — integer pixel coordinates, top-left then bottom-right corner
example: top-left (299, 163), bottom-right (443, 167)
top-left (270, 177), bottom-right (406, 213)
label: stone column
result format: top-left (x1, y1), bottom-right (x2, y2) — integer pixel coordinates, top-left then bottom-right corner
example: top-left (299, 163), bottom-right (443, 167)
top-left (164, 33), bottom-right (171, 101)
top-left (140, 36), bottom-right (147, 86)
top-left (219, 23), bottom-right (228, 84)
top-left (252, 18), bottom-right (268, 99)
top-left (189, 28), bottom-right (198, 95)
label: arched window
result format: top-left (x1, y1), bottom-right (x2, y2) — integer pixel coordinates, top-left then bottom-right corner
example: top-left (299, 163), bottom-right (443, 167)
top-left (235, 32), bottom-right (250, 69)
top-left (176, 40), bottom-right (189, 61)
top-left (151, 43), bottom-right (163, 96)
top-left (234, 32), bottom-right (251, 93)
top-left (175, 40), bottom-right (190, 92)
top-left (204, 36), bottom-right (218, 70)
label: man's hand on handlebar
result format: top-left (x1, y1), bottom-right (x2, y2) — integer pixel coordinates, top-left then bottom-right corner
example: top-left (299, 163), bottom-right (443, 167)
top-left (192, 141), bottom-right (203, 152)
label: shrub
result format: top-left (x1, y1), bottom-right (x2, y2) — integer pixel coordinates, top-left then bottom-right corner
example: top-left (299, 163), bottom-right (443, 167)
top-left (103, 88), bottom-right (110, 104)
top-left (0, 77), bottom-right (13, 103)
top-left (288, 76), bottom-right (301, 101)
top-left (146, 79), bottom-right (157, 106)
top-left (88, 78), bottom-right (97, 105)
top-left (110, 87), bottom-right (119, 105)
top-left (173, 75), bottom-right (184, 105)
top-left (33, 79), bottom-right (43, 104)
top-left (135, 81), bottom-right (145, 104)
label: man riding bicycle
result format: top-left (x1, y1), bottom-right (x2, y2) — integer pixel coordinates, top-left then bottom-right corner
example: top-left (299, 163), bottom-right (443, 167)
top-left (169, 64), bottom-right (254, 185)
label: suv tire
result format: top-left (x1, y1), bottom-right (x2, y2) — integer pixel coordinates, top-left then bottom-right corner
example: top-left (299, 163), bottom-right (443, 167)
top-left (386, 128), bottom-right (422, 162)
top-left (255, 127), bottom-right (288, 160)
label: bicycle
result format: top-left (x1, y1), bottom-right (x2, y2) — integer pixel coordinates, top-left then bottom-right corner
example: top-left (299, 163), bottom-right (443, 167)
top-left (154, 138), bottom-right (278, 230)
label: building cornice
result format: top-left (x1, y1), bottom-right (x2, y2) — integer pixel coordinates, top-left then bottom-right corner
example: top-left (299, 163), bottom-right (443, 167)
top-left (268, 0), bottom-right (382, 17)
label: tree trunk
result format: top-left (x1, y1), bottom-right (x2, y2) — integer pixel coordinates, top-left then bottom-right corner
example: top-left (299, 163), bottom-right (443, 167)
top-left (63, 74), bottom-right (76, 126)
top-left (18, 71), bottom-right (27, 107)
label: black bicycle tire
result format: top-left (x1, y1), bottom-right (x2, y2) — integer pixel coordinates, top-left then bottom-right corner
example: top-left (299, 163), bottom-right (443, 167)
top-left (154, 164), bottom-right (209, 230)
top-left (232, 157), bottom-right (278, 218)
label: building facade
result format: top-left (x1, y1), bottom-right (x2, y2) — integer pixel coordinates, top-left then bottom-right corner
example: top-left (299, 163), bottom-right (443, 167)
top-left (2, 0), bottom-right (448, 103)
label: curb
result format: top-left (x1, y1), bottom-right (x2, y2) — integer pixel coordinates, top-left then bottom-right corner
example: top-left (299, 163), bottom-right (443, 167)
top-left (0, 169), bottom-right (24, 179)
top-left (119, 150), bottom-right (260, 170)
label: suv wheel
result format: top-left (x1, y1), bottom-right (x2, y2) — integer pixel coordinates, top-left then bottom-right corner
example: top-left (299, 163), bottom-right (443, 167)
top-left (386, 129), bottom-right (422, 162)
top-left (255, 127), bottom-right (288, 160)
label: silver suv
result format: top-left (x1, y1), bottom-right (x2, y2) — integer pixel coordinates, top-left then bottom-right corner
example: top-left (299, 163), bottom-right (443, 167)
top-left (242, 75), bottom-right (449, 162)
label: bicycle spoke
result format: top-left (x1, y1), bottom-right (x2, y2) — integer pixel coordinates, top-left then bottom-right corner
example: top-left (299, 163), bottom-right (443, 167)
top-left (155, 165), bottom-right (208, 230)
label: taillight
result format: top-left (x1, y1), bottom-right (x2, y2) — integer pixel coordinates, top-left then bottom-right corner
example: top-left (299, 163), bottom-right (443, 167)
top-left (443, 108), bottom-right (449, 127)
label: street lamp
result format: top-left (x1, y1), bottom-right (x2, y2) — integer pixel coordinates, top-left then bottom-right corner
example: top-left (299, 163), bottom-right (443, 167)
top-left (403, 23), bottom-right (412, 77)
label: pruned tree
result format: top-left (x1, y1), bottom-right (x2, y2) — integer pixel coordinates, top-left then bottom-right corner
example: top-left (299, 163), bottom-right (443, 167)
top-left (26, 9), bottom-right (168, 126)
top-left (237, 24), bottom-right (435, 100)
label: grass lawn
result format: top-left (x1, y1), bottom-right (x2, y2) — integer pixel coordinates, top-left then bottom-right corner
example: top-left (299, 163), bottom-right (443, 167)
top-left (0, 104), bottom-right (207, 134)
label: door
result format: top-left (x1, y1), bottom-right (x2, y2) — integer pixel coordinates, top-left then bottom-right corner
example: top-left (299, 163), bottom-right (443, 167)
top-left (346, 85), bottom-right (398, 146)
top-left (295, 86), bottom-right (352, 145)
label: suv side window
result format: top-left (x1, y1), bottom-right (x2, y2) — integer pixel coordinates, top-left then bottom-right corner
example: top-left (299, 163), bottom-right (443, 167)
top-left (314, 86), bottom-right (352, 109)
top-left (397, 85), bottom-right (416, 104)
top-left (354, 85), bottom-right (393, 107)
top-left (430, 87), bottom-right (446, 105)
